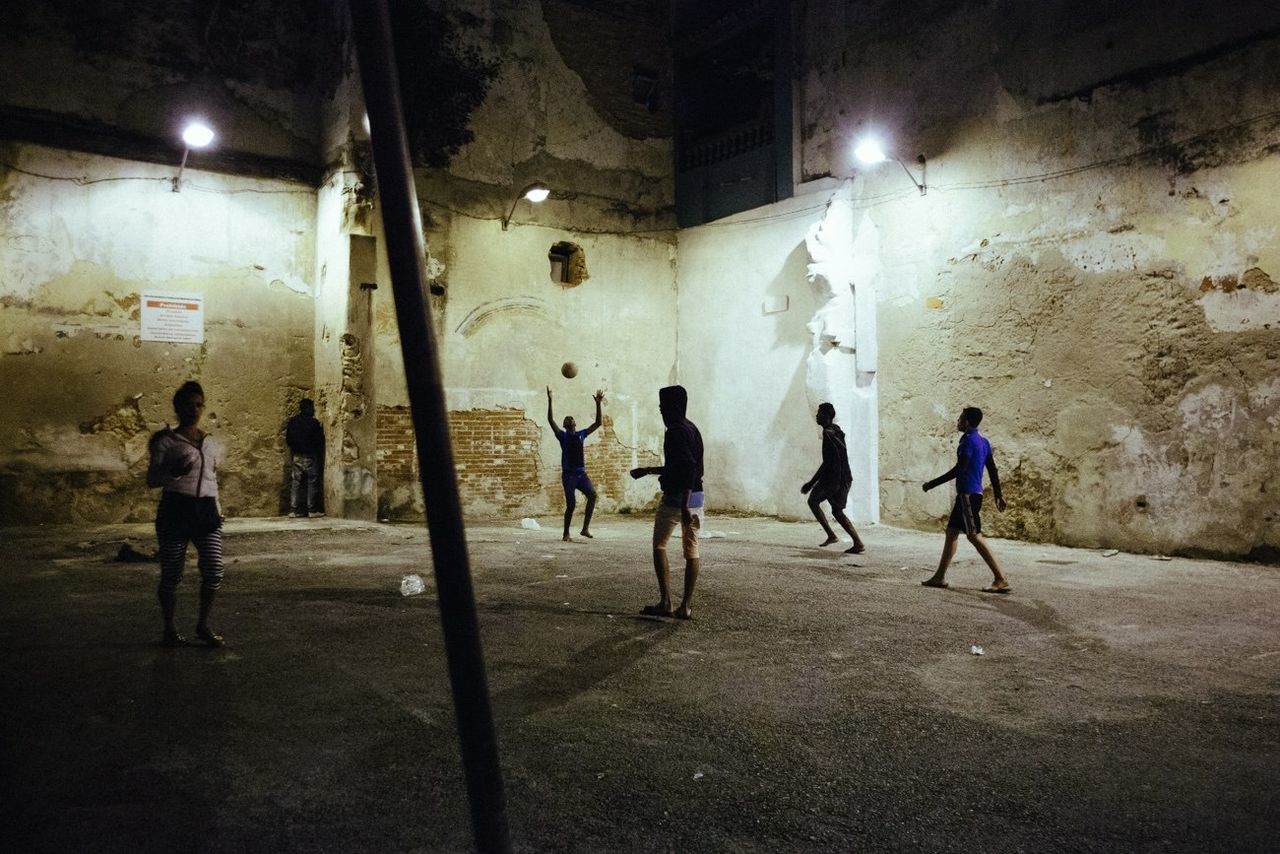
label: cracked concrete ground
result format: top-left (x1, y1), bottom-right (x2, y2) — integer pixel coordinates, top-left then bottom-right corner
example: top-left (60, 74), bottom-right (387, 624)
top-left (1, 515), bottom-right (1277, 852)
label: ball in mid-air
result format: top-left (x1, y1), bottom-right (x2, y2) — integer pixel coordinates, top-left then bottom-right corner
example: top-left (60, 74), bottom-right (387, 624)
top-left (561, 361), bottom-right (578, 379)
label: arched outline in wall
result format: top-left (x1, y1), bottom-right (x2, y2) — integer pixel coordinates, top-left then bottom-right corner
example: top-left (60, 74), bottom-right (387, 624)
top-left (454, 297), bottom-right (551, 337)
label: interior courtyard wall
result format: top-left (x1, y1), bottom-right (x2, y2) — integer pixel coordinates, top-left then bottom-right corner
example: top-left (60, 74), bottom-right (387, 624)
top-left (675, 193), bottom-right (839, 520)
top-left (703, 0), bottom-right (1279, 559)
top-left (0, 143), bottom-right (317, 523)
top-left (371, 0), bottom-right (677, 521)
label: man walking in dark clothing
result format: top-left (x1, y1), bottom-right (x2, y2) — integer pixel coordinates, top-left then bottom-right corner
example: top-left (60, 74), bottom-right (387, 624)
top-left (631, 384), bottom-right (704, 619)
top-left (802, 401), bottom-right (866, 553)
top-left (285, 398), bottom-right (325, 518)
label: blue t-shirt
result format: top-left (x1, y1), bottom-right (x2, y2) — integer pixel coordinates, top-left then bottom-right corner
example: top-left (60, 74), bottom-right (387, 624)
top-left (557, 429), bottom-right (589, 472)
top-left (955, 429), bottom-right (991, 495)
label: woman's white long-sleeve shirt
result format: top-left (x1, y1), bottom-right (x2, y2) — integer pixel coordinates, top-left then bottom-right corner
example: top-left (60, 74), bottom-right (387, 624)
top-left (147, 429), bottom-right (222, 498)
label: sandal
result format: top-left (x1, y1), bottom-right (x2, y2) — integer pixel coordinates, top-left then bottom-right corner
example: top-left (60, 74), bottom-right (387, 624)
top-left (161, 629), bottom-right (187, 647)
top-left (195, 626), bottom-right (225, 648)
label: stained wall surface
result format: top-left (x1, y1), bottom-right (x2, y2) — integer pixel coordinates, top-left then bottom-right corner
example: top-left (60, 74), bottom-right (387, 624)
top-left (371, 0), bottom-right (678, 521)
top-left (0, 143), bottom-right (317, 523)
top-left (680, 0), bottom-right (1280, 559)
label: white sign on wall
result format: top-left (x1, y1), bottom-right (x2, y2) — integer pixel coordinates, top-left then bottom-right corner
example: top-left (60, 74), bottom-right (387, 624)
top-left (140, 291), bottom-right (204, 343)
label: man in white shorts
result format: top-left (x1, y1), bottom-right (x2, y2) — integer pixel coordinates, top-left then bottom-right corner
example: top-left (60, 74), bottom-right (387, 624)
top-left (631, 385), bottom-right (704, 619)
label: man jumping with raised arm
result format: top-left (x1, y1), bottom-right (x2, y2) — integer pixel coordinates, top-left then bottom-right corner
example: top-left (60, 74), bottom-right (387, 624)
top-left (631, 384), bottom-right (704, 620)
top-left (547, 386), bottom-right (604, 541)
top-left (920, 406), bottom-right (1012, 593)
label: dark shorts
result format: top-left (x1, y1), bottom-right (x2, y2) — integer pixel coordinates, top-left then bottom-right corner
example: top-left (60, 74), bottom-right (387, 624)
top-left (810, 481), bottom-right (851, 509)
top-left (948, 493), bottom-right (983, 535)
top-left (156, 492), bottom-right (223, 541)
top-left (562, 469), bottom-right (595, 499)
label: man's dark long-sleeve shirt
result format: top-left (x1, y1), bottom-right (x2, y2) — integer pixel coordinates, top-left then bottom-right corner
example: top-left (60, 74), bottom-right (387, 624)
top-left (816, 425), bottom-right (853, 490)
top-left (286, 415), bottom-right (325, 456)
top-left (659, 419), bottom-right (703, 499)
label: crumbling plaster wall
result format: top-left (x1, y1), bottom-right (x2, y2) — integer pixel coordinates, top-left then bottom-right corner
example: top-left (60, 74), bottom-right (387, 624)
top-left (372, 0), bottom-right (678, 521)
top-left (1, 0), bottom-right (332, 164)
top-left (681, 0), bottom-right (1279, 558)
top-left (0, 143), bottom-right (317, 523)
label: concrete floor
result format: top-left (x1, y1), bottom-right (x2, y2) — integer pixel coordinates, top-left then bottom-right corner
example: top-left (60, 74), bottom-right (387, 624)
top-left (1, 514), bottom-right (1277, 853)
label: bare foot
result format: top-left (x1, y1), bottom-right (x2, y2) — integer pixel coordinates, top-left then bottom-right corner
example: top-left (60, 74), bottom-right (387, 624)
top-left (818, 535), bottom-right (838, 547)
top-left (579, 529), bottom-right (593, 538)
top-left (562, 533), bottom-right (571, 542)
top-left (673, 604), bottom-right (692, 620)
top-left (640, 603), bottom-right (674, 617)
top-left (846, 543), bottom-right (866, 554)
top-left (921, 578), bottom-right (949, 589)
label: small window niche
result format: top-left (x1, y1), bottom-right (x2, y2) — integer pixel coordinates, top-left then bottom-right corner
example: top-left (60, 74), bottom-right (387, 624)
top-left (548, 241), bottom-right (589, 287)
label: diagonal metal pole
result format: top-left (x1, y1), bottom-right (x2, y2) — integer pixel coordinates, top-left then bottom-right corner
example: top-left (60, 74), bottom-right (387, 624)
top-left (346, 2), bottom-right (512, 851)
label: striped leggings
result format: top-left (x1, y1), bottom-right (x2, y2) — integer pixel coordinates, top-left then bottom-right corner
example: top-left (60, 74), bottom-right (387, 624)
top-left (158, 530), bottom-right (225, 595)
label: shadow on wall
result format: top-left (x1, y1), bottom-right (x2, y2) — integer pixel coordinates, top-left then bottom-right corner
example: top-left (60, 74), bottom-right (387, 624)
top-left (767, 240), bottom-right (823, 517)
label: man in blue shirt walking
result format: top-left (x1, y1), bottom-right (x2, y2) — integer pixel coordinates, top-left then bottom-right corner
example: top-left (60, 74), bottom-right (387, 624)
top-left (920, 407), bottom-right (1012, 593)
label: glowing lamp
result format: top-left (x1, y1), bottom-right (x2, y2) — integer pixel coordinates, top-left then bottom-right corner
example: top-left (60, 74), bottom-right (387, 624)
top-left (853, 135), bottom-right (926, 195)
top-left (502, 182), bottom-right (552, 230)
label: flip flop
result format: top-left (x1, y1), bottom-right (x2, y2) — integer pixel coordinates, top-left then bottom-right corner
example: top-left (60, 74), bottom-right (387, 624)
top-left (195, 626), bottom-right (226, 647)
top-left (920, 580), bottom-right (949, 589)
top-left (640, 605), bottom-right (674, 617)
top-left (981, 586), bottom-right (1012, 595)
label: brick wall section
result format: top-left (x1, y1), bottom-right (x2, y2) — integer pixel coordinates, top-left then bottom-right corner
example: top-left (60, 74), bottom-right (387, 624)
top-left (590, 414), bottom-right (658, 509)
top-left (376, 406), bottom-right (417, 483)
top-left (377, 405), bottom-right (659, 518)
top-left (377, 405), bottom-right (543, 514)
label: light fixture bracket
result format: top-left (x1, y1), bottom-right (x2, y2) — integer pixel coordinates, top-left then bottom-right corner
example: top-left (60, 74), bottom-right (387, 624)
top-left (501, 182), bottom-right (551, 230)
top-left (893, 154), bottom-right (927, 195)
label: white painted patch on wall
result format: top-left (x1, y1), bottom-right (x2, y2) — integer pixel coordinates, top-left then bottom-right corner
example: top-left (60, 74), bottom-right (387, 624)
top-left (1197, 289), bottom-right (1280, 332)
top-left (1248, 377), bottom-right (1280, 427)
top-left (1178, 384), bottom-right (1239, 433)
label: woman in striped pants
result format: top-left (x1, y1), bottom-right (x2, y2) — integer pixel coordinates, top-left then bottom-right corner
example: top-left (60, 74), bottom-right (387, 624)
top-left (147, 381), bottom-right (227, 647)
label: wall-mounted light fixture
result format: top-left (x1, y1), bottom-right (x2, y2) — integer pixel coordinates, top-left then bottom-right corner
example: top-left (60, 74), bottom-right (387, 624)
top-left (501, 182), bottom-right (551, 230)
top-left (173, 120), bottom-right (215, 192)
top-left (854, 137), bottom-right (926, 195)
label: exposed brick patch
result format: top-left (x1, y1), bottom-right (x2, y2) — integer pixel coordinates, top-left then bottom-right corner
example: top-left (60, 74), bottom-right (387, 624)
top-left (378, 405), bottom-right (542, 516)
top-left (590, 414), bottom-right (658, 509)
top-left (377, 405), bottom-right (659, 518)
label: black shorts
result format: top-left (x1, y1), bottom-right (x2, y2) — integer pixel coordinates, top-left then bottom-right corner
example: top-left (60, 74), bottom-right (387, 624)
top-left (947, 494), bottom-right (983, 535)
top-left (810, 481), bottom-right (851, 508)
top-left (156, 492), bottom-right (222, 540)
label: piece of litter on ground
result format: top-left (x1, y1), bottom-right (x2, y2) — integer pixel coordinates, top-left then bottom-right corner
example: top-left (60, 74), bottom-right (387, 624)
top-left (400, 574), bottom-right (425, 597)
top-left (555, 574), bottom-right (569, 578)
top-left (1101, 549), bottom-right (1119, 557)
top-left (596, 772), bottom-right (605, 779)
top-left (702, 530), bottom-right (728, 539)
top-left (519, 517), bottom-right (541, 530)
top-left (1152, 555), bottom-right (1172, 561)
top-left (563, 602), bottom-right (570, 606)
top-left (899, 566), bottom-right (910, 571)
top-left (113, 543), bottom-right (156, 563)
top-left (970, 645), bottom-right (985, 656)
top-left (606, 614), bottom-right (614, 619)
top-left (692, 771), bottom-right (704, 780)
